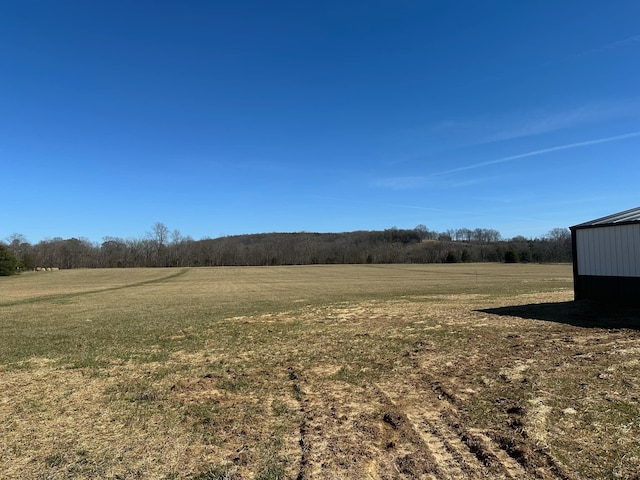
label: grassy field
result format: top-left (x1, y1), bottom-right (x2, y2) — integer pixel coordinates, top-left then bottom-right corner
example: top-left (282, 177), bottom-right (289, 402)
top-left (1, 264), bottom-right (639, 479)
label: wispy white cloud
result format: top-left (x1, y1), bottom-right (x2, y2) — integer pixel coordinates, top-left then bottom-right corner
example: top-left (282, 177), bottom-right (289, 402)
top-left (533, 35), bottom-right (640, 73)
top-left (438, 99), bottom-right (640, 146)
top-left (374, 172), bottom-right (501, 190)
top-left (373, 176), bottom-right (430, 190)
top-left (570, 35), bottom-right (640, 60)
top-left (383, 98), bottom-right (640, 170)
top-left (386, 203), bottom-right (450, 212)
top-left (376, 131), bottom-right (640, 189)
top-left (431, 130), bottom-right (640, 176)
top-left (449, 175), bottom-right (502, 188)
top-left (480, 105), bottom-right (613, 143)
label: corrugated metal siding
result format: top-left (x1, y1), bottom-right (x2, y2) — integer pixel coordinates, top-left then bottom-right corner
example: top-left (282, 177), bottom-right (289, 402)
top-left (576, 224), bottom-right (640, 277)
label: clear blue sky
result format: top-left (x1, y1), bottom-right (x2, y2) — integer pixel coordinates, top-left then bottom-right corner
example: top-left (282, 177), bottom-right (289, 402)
top-left (2, 1), bottom-right (639, 243)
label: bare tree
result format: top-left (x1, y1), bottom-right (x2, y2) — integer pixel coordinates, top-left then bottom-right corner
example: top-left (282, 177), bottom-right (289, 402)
top-left (6, 233), bottom-right (27, 248)
top-left (147, 222), bottom-right (170, 266)
top-left (170, 229), bottom-right (182, 245)
top-left (545, 228), bottom-right (572, 262)
top-left (168, 229), bottom-right (186, 267)
top-left (414, 224), bottom-right (428, 240)
top-left (149, 222), bottom-right (169, 248)
top-left (101, 237), bottom-right (128, 268)
top-left (547, 227), bottom-right (570, 242)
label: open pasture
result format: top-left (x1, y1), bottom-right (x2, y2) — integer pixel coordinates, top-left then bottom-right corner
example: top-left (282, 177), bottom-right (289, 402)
top-left (1, 264), bottom-right (639, 479)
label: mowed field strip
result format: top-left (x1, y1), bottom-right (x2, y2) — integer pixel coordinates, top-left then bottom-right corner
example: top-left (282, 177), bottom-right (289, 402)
top-left (1, 264), bottom-right (639, 479)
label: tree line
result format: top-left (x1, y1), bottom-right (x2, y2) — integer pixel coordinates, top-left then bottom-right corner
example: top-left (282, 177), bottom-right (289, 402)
top-left (1, 223), bottom-right (572, 274)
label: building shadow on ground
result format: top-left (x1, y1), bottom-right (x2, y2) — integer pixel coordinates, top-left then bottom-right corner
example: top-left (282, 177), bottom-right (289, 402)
top-left (477, 301), bottom-right (640, 330)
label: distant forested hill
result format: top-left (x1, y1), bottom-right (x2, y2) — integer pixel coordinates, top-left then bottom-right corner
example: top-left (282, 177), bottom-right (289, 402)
top-left (3, 226), bottom-right (572, 270)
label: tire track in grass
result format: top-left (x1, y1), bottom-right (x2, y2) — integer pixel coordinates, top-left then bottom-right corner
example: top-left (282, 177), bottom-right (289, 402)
top-left (0, 268), bottom-right (190, 307)
top-left (375, 381), bottom-right (531, 479)
top-left (375, 384), bottom-right (475, 479)
top-left (287, 366), bottom-right (309, 480)
top-left (291, 364), bottom-right (442, 479)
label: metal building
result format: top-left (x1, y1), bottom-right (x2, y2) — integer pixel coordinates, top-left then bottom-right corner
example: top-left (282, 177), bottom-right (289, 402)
top-left (570, 207), bottom-right (640, 303)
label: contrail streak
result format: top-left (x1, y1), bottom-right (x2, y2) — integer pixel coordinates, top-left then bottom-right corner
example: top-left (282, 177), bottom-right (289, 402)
top-left (432, 131), bottom-right (640, 176)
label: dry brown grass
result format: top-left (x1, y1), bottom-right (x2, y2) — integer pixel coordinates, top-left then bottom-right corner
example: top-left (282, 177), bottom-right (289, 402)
top-left (1, 264), bottom-right (639, 478)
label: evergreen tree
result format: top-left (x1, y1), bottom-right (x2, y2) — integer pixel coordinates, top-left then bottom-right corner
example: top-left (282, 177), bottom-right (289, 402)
top-left (519, 248), bottom-right (532, 263)
top-left (445, 251), bottom-right (459, 263)
top-left (504, 248), bottom-right (519, 263)
top-left (0, 244), bottom-right (19, 276)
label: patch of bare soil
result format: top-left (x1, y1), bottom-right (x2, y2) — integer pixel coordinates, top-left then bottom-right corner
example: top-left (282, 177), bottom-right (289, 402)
top-left (285, 292), bottom-right (640, 479)
top-left (292, 368), bottom-right (439, 479)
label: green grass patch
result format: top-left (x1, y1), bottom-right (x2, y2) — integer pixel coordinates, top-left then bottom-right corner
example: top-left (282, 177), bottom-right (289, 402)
top-left (12, 264), bottom-right (635, 479)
